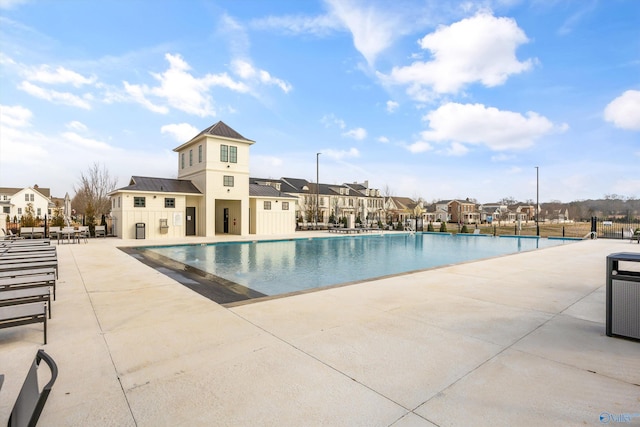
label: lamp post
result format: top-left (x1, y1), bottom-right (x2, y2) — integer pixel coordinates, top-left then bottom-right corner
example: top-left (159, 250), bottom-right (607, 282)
top-left (316, 152), bottom-right (321, 229)
top-left (535, 166), bottom-right (540, 236)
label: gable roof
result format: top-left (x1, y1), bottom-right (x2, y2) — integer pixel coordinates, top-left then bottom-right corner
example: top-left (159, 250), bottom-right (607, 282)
top-left (112, 176), bottom-right (202, 194)
top-left (0, 186), bottom-right (51, 198)
top-left (249, 184), bottom-right (297, 198)
top-left (281, 177), bottom-right (311, 192)
top-left (249, 178), bottom-right (298, 193)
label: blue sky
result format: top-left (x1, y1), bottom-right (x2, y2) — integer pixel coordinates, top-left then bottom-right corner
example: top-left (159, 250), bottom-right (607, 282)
top-left (1, 0), bottom-right (638, 203)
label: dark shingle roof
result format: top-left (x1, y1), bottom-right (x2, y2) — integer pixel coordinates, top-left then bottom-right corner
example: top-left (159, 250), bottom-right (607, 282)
top-left (249, 184), bottom-right (296, 198)
top-left (114, 176), bottom-right (202, 194)
top-left (192, 121), bottom-right (253, 142)
top-left (281, 177), bottom-right (310, 192)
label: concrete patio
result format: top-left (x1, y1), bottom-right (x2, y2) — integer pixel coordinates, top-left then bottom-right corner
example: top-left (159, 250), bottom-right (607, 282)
top-left (1, 234), bottom-right (639, 426)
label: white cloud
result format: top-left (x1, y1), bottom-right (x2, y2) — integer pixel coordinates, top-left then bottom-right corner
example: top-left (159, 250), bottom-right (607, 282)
top-left (0, 0), bottom-right (29, 9)
top-left (324, 0), bottom-right (406, 65)
top-left (321, 114), bottom-right (346, 129)
top-left (420, 102), bottom-right (564, 151)
top-left (250, 13), bottom-right (341, 36)
top-left (377, 136), bottom-right (389, 143)
top-left (0, 107), bottom-right (175, 196)
top-left (18, 81), bottom-right (92, 109)
top-left (323, 147), bottom-right (360, 160)
top-left (66, 121), bottom-right (87, 132)
top-left (342, 127), bottom-right (367, 140)
top-left (386, 100), bottom-right (399, 113)
top-left (124, 53), bottom-right (250, 117)
top-left (381, 12), bottom-right (533, 97)
top-left (122, 81), bottom-right (169, 114)
top-left (61, 131), bottom-right (112, 151)
top-left (160, 123), bottom-right (199, 142)
top-left (443, 141), bottom-right (469, 156)
top-left (604, 90), bottom-right (640, 131)
top-left (406, 141), bottom-right (433, 153)
top-left (25, 65), bottom-right (96, 87)
top-left (0, 104), bottom-right (32, 127)
top-left (231, 59), bottom-right (292, 93)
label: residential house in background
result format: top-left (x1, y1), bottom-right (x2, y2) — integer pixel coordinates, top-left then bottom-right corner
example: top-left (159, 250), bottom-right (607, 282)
top-left (0, 185), bottom-right (54, 224)
top-left (251, 178), bottom-right (385, 227)
top-left (437, 199), bottom-right (480, 224)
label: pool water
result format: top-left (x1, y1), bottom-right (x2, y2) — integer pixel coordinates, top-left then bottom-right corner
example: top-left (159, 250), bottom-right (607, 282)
top-left (143, 234), bottom-right (576, 296)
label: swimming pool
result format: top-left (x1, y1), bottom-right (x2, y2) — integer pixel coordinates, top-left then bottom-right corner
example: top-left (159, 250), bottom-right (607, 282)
top-left (139, 233), bottom-right (577, 298)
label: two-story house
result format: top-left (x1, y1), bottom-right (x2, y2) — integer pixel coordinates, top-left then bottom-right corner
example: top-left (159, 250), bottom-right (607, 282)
top-left (0, 185), bottom-right (54, 224)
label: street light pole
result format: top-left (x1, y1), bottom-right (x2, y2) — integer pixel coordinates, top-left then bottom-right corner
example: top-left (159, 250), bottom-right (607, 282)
top-left (316, 152), bottom-right (321, 229)
top-left (536, 166), bottom-right (539, 236)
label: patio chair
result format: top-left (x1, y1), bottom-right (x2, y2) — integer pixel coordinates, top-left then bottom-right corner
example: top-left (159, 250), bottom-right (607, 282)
top-left (77, 226), bottom-right (90, 243)
top-left (48, 226), bottom-right (61, 241)
top-left (8, 349), bottom-right (58, 427)
top-left (94, 225), bottom-right (106, 238)
top-left (5, 229), bottom-right (24, 240)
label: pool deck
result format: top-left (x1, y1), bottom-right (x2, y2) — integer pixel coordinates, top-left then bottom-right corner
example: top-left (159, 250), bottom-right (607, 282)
top-left (1, 233), bottom-right (639, 426)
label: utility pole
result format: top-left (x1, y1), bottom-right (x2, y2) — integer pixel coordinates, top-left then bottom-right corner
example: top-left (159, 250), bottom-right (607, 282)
top-left (316, 152), bottom-right (321, 229)
top-left (536, 166), bottom-right (540, 236)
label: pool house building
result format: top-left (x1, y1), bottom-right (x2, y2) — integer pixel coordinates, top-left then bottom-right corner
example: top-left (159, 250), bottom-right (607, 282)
top-left (109, 122), bottom-right (297, 239)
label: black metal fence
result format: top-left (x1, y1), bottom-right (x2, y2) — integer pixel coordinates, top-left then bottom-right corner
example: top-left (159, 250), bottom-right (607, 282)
top-left (592, 217), bottom-right (640, 239)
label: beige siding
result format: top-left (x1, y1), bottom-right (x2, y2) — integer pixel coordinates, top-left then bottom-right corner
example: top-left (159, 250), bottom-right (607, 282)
top-left (110, 192), bottom-right (188, 239)
top-left (250, 198), bottom-right (296, 235)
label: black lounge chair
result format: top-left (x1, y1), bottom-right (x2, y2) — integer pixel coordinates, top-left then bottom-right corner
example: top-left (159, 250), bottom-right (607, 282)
top-left (8, 349), bottom-right (58, 427)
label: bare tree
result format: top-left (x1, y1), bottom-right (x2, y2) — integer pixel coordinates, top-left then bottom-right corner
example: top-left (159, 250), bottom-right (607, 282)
top-left (382, 184), bottom-right (394, 223)
top-left (73, 163), bottom-right (118, 218)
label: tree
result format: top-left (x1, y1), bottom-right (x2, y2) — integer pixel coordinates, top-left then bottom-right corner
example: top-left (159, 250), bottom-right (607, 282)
top-left (51, 201), bottom-right (65, 227)
top-left (382, 184), bottom-right (394, 224)
top-left (73, 163), bottom-right (118, 219)
top-left (21, 203), bottom-right (37, 227)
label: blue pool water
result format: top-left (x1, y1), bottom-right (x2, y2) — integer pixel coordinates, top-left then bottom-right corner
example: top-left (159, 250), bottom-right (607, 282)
top-left (143, 233), bottom-right (577, 296)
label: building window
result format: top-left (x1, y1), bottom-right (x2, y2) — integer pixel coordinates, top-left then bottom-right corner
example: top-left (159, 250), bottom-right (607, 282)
top-left (2, 206), bottom-right (9, 214)
top-left (164, 198), bottom-right (175, 208)
top-left (282, 202), bottom-right (289, 210)
top-left (264, 201), bottom-right (271, 210)
top-left (223, 176), bottom-right (234, 187)
top-left (198, 145), bottom-right (203, 163)
top-left (25, 194), bottom-right (29, 201)
top-left (181, 153), bottom-right (185, 169)
top-left (134, 197), bottom-right (146, 207)
top-left (189, 149), bottom-right (193, 166)
top-left (118, 196), bottom-right (121, 208)
top-left (37, 208), bottom-right (41, 216)
top-left (30, 194), bottom-right (34, 201)
top-left (221, 145), bottom-right (237, 163)
top-left (18, 208), bottom-right (22, 215)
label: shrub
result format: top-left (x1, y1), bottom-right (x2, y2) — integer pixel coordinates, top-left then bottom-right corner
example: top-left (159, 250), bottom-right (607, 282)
top-left (427, 222), bottom-right (434, 232)
top-left (439, 222), bottom-right (448, 232)
top-left (461, 224), bottom-right (469, 233)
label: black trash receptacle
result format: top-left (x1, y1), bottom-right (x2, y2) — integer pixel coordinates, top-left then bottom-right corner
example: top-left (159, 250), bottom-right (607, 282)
top-left (606, 252), bottom-right (640, 340)
top-left (135, 223), bottom-right (145, 239)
